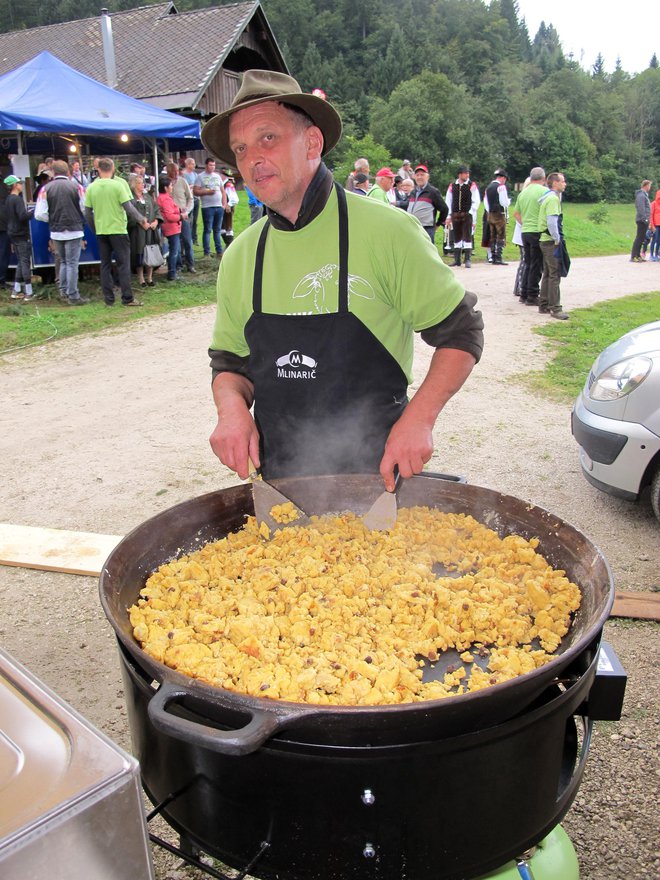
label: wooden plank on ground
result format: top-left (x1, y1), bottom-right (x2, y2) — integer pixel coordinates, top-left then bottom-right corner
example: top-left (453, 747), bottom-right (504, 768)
top-left (0, 523), bottom-right (123, 577)
top-left (610, 591), bottom-right (660, 621)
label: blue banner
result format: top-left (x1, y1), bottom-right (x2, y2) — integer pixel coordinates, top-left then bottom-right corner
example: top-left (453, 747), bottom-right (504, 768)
top-left (9, 218), bottom-right (100, 268)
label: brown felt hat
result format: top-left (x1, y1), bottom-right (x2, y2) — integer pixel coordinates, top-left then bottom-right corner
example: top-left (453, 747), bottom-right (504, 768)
top-left (201, 70), bottom-right (342, 166)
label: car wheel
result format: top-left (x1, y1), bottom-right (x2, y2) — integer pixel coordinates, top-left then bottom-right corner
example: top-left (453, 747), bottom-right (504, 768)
top-left (651, 469), bottom-right (660, 521)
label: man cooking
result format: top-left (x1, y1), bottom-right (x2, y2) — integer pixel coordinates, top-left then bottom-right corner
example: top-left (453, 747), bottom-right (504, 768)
top-left (205, 70), bottom-right (483, 490)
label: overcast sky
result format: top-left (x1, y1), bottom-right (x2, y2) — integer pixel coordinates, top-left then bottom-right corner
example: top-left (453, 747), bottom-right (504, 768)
top-left (515, 0), bottom-right (657, 74)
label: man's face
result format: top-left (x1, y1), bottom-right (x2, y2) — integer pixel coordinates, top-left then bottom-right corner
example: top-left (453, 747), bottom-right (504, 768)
top-left (379, 176), bottom-right (394, 192)
top-left (229, 101), bottom-right (322, 220)
top-left (206, 160), bottom-right (216, 173)
top-left (458, 171), bottom-right (469, 182)
top-left (554, 175), bottom-right (567, 193)
top-left (415, 170), bottom-right (429, 187)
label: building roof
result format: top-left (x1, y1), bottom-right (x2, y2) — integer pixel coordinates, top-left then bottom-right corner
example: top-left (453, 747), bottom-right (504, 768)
top-left (0, 2), bottom-right (283, 112)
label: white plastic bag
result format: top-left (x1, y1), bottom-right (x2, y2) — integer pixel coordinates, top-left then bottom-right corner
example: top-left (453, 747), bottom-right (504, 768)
top-left (34, 190), bottom-right (49, 223)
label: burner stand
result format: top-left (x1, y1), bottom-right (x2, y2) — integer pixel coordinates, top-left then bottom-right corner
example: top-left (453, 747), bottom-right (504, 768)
top-left (146, 795), bottom-right (579, 880)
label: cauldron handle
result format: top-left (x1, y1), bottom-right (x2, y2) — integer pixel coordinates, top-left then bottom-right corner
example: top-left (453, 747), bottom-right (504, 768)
top-left (148, 682), bottom-right (286, 755)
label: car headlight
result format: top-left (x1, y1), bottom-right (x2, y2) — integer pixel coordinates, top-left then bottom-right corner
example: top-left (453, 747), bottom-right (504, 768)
top-left (588, 356), bottom-right (653, 401)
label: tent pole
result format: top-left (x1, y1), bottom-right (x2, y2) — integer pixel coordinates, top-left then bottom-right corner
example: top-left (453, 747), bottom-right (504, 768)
top-left (152, 139), bottom-right (159, 193)
top-left (15, 132), bottom-right (29, 204)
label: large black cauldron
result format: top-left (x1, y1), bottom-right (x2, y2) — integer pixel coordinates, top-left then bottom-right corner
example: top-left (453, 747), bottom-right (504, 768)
top-left (100, 475), bottom-right (613, 880)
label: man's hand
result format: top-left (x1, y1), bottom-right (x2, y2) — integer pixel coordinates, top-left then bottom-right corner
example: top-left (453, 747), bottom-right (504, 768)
top-left (379, 410), bottom-right (434, 491)
top-left (209, 408), bottom-right (260, 480)
top-left (209, 373), bottom-right (259, 480)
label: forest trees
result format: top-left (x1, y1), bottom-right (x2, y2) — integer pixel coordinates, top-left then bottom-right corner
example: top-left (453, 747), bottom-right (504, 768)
top-left (0, 0), bottom-right (657, 199)
top-left (262, 0), bottom-right (659, 200)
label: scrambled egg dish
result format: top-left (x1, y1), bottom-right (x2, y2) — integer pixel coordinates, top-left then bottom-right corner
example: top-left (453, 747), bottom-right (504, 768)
top-left (130, 508), bottom-right (581, 706)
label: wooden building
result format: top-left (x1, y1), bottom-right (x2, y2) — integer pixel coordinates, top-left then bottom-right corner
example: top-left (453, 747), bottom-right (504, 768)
top-left (0, 1), bottom-right (287, 147)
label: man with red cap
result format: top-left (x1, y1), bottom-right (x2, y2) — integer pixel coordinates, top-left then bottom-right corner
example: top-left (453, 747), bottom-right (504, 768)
top-left (203, 70), bottom-right (483, 488)
top-left (367, 167), bottom-right (396, 205)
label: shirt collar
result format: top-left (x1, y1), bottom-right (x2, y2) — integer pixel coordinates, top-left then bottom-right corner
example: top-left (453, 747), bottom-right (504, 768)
top-left (266, 163), bottom-right (334, 231)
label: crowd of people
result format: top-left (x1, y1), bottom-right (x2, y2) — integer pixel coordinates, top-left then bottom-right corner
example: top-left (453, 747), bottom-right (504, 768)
top-left (0, 154), bottom-right (241, 306)
top-left (0, 134), bottom-right (655, 317)
top-left (346, 157), bottom-right (517, 268)
top-left (344, 158), bottom-right (655, 320)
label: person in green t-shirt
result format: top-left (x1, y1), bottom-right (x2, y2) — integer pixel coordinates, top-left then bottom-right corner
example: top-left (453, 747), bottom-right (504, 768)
top-left (202, 70), bottom-right (484, 487)
top-left (538, 172), bottom-right (569, 320)
top-left (513, 166), bottom-right (547, 306)
top-left (84, 157), bottom-right (148, 307)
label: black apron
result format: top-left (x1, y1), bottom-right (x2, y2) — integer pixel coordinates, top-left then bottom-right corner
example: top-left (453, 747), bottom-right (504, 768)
top-left (245, 183), bottom-right (408, 479)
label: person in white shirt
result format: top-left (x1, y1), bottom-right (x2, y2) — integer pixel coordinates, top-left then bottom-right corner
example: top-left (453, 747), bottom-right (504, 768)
top-left (193, 157), bottom-right (227, 258)
top-left (446, 165), bottom-right (481, 268)
top-left (483, 169), bottom-right (511, 265)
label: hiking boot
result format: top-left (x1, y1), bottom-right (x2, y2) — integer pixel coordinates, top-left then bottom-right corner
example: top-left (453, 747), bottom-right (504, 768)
top-left (464, 257), bottom-right (472, 268)
top-left (550, 310), bottom-right (569, 320)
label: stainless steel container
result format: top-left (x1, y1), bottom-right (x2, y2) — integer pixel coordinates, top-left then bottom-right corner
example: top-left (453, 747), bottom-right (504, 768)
top-left (0, 648), bottom-right (154, 880)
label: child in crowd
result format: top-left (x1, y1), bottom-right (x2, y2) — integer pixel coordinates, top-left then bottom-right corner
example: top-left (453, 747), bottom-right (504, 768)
top-left (4, 175), bottom-right (35, 300)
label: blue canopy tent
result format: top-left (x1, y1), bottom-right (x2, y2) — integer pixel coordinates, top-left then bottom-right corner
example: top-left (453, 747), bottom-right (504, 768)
top-left (0, 50), bottom-right (201, 147)
top-left (0, 51), bottom-right (202, 268)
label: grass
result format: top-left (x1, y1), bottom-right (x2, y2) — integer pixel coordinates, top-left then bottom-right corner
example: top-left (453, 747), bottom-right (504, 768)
top-left (560, 202), bottom-right (634, 257)
top-left (490, 202), bottom-right (635, 264)
top-left (525, 291), bottom-right (660, 402)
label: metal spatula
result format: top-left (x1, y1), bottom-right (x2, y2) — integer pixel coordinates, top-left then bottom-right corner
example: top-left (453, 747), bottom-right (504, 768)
top-left (248, 460), bottom-right (311, 535)
top-left (362, 471), bottom-right (401, 531)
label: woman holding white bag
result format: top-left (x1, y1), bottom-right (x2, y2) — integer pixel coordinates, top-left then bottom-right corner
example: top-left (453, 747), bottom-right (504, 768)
top-left (128, 175), bottom-right (162, 287)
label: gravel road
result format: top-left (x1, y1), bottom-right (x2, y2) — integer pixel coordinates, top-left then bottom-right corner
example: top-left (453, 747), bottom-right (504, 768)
top-left (0, 254), bottom-right (658, 879)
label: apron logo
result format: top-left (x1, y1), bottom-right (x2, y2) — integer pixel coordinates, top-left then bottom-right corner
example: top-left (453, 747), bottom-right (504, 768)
top-left (276, 350), bottom-right (317, 379)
